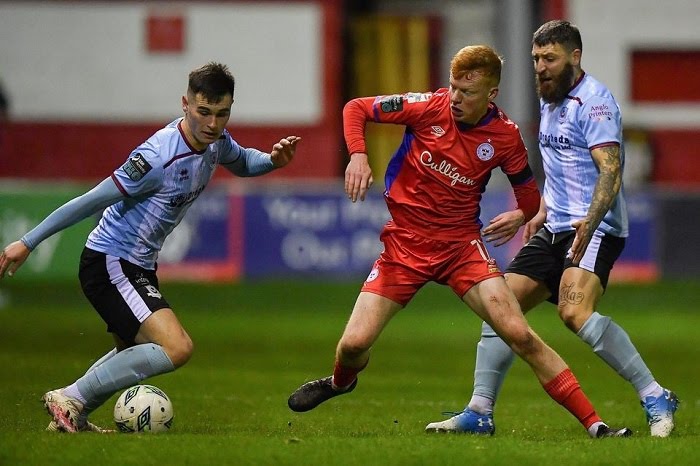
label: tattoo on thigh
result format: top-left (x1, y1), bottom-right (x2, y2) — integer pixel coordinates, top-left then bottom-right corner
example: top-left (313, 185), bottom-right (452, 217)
top-left (560, 282), bottom-right (584, 305)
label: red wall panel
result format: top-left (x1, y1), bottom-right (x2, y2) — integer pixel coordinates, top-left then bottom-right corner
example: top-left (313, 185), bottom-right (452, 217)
top-left (632, 50), bottom-right (700, 102)
top-left (0, 121), bottom-right (341, 180)
top-left (649, 129), bottom-right (700, 186)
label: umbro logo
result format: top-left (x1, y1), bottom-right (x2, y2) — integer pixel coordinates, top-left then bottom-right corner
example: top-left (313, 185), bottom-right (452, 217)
top-left (431, 126), bottom-right (446, 137)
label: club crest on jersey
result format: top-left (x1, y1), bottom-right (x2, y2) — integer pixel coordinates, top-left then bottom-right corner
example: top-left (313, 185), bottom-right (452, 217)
top-left (122, 153), bottom-right (152, 181)
top-left (558, 106), bottom-right (568, 124)
top-left (476, 142), bottom-right (495, 161)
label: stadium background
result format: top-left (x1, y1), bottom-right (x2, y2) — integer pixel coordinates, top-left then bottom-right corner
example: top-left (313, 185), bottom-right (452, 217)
top-left (0, 0), bottom-right (698, 284)
top-left (0, 3), bottom-right (698, 463)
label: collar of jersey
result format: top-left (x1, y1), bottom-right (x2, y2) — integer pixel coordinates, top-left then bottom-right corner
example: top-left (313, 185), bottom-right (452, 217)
top-left (177, 120), bottom-right (209, 155)
top-left (456, 103), bottom-right (498, 131)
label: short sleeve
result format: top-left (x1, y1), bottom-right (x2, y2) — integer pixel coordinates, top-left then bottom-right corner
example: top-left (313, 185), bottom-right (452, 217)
top-left (112, 146), bottom-right (163, 197)
top-left (579, 95), bottom-right (622, 149)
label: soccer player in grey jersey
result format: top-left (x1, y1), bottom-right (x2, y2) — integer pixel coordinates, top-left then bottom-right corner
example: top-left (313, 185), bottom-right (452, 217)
top-left (426, 20), bottom-right (677, 438)
top-left (0, 62), bottom-right (300, 433)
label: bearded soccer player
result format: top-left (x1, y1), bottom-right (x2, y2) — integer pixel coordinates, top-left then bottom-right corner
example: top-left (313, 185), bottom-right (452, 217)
top-left (426, 20), bottom-right (678, 438)
top-left (287, 44), bottom-right (630, 438)
top-left (0, 62), bottom-right (300, 433)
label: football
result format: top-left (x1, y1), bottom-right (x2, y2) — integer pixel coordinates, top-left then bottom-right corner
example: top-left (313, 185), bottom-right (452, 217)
top-left (114, 384), bottom-right (174, 433)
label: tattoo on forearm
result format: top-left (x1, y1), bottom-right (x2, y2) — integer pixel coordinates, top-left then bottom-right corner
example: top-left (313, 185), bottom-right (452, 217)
top-left (560, 282), bottom-right (584, 305)
top-left (588, 145), bottom-right (621, 229)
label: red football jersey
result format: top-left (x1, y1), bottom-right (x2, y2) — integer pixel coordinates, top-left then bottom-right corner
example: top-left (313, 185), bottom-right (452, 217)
top-left (344, 89), bottom-right (535, 241)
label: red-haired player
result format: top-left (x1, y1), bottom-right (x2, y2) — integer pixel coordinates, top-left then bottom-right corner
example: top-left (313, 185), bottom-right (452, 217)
top-left (287, 44), bottom-right (630, 438)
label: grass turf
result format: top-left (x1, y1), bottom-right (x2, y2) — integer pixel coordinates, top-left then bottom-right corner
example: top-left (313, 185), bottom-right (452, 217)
top-left (0, 279), bottom-right (697, 465)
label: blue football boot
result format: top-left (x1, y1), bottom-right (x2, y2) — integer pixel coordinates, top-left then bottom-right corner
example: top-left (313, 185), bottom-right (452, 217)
top-left (642, 388), bottom-right (679, 437)
top-left (425, 408), bottom-right (495, 435)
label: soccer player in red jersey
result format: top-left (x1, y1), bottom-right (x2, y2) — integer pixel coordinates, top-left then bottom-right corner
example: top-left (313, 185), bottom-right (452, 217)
top-left (287, 45), bottom-right (630, 438)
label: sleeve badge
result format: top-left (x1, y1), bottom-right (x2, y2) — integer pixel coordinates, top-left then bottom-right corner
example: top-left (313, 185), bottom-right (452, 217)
top-left (122, 153), bottom-right (153, 181)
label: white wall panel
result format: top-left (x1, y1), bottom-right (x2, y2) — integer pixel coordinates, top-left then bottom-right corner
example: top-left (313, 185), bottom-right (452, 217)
top-left (0, 1), bottom-right (321, 123)
top-left (570, 0), bottom-right (700, 127)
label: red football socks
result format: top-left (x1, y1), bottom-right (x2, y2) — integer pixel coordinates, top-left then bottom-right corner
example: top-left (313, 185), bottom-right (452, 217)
top-left (332, 360), bottom-right (367, 389)
top-left (543, 369), bottom-right (601, 429)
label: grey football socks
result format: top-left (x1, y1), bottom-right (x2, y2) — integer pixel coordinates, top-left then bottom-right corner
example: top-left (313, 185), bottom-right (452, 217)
top-left (468, 322), bottom-right (515, 414)
top-left (85, 347), bottom-right (117, 374)
top-left (74, 343), bottom-right (175, 414)
top-left (469, 311), bottom-right (661, 415)
top-left (577, 311), bottom-right (656, 396)
top-left (62, 347), bottom-right (118, 404)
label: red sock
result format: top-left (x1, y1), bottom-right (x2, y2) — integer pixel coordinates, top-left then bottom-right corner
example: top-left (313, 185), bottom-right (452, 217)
top-left (543, 369), bottom-right (601, 429)
top-left (332, 359), bottom-right (367, 389)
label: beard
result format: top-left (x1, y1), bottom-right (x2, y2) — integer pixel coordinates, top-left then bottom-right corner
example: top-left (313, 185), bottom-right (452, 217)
top-left (536, 62), bottom-right (575, 104)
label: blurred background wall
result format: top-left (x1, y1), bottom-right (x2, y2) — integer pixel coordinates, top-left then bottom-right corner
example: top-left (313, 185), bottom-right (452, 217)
top-left (1, 0), bottom-right (698, 282)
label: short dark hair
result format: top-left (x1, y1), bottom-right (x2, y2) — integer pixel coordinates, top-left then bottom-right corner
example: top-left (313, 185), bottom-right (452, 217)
top-left (188, 62), bottom-right (235, 103)
top-left (532, 20), bottom-right (582, 53)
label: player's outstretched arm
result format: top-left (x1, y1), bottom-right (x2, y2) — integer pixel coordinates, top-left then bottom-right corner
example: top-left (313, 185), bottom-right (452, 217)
top-left (0, 178), bottom-right (124, 279)
top-left (344, 153), bottom-right (373, 202)
top-left (0, 241), bottom-right (31, 279)
top-left (270, 136), bottom-right (301, 168)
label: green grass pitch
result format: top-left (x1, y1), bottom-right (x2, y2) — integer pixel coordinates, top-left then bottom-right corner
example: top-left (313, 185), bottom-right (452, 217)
top-left (0, 279), bottom-right (697, 465)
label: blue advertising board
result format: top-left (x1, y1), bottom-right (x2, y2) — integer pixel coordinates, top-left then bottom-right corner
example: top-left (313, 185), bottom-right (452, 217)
top-left (241, 187), bottom-right (656, 282)
top-left (158, 187), bottom-right (244, 281)
top-left (0, 183), bottom-right (659, 283)
top-left (243, 190), bottom-right (390, 279)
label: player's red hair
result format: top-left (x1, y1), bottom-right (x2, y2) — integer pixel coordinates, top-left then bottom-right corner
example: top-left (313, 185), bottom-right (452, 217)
top-left (450, 45), bottom-right (503, 86)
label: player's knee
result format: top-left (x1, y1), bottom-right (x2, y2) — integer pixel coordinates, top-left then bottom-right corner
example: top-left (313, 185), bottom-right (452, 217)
top-left (506, 326), bottom-right (537, 358)
top-left (337, 335), bottom-right (370, 359)
top-left (165, 334), bottom-right (194, 368)
top-left (557, 303), bottom-right (588, 332)
top-left (483, 295), bottom-right (531, 351)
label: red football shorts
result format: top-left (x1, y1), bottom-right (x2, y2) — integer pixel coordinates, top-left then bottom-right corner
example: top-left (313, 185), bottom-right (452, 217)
top-left (361, 222), bottom-right (503, 306)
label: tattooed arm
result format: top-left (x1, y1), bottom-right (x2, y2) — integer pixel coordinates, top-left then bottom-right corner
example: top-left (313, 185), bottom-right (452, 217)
top-left (569, 144), bottom-right (622, 264)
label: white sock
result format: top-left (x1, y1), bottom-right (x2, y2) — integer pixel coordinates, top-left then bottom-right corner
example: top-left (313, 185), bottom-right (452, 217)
top-left (62, 383), bottom-right (87, 404)
top-left (638, 381), bottom-right (664, 400)
top-left (468, 394), bottom-right (494, 415)
top-left (588, 421), bottom-right (605, 437)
